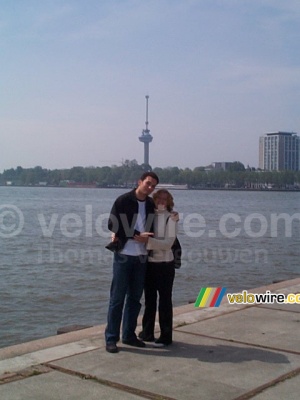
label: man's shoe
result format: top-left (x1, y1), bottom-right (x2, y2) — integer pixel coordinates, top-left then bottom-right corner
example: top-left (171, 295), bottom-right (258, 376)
top-left (106, 342), bottom-right (119, 353)
top-left (122, 337), bottom-right (146, 348)
top-left (138, 331), bottom-right (155, 342)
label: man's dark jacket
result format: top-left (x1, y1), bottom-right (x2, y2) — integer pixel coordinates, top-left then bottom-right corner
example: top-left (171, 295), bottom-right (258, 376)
top-left (108, 189), bottom-right (155, 251)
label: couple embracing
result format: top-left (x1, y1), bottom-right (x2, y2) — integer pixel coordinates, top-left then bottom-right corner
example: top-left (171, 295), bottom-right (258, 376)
top-left (105, 172), bottom-right (179, 353)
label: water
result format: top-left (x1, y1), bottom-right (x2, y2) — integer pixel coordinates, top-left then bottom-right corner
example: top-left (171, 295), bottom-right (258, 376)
top-left (0, 187), bottom-right (299, 348)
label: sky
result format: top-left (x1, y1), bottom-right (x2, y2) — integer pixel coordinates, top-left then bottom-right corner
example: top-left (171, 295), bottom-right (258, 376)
top-left (1, 0), bottom-right (300, 172)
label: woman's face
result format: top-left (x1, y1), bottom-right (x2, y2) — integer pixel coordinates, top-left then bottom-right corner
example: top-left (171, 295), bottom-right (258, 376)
top-left (155, 192), bottom-right (169, 210)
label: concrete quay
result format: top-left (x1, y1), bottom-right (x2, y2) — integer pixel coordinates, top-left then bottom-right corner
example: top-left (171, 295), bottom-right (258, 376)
top-left (0, 278), bottom-right (299, 400)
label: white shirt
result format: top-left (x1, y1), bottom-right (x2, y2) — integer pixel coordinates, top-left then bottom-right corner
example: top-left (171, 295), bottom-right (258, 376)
top-left (120, 200), bottom-right (148, 256)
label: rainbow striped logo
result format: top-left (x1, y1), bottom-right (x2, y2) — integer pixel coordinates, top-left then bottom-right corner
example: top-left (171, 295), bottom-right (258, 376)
top-left (194, 287), bottom-right (227, 307)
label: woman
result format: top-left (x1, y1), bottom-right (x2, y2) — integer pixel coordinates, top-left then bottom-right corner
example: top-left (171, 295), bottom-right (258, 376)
top-left (134, 189), bottom-right (178, 347)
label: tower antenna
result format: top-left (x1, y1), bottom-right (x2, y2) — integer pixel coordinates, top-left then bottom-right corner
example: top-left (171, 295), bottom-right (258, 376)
top-left (145, 95), bottom-right (149, 131)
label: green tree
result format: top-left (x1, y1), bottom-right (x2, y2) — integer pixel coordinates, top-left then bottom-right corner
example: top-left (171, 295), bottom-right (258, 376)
top-left (228, 161), bottom-right (245, 172)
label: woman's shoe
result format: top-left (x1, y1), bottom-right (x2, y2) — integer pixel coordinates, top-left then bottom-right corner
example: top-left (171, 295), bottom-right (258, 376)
top-left (153, 338), bottom-right (172, 348)
top-left (138, 331), bottom-right (155, 342)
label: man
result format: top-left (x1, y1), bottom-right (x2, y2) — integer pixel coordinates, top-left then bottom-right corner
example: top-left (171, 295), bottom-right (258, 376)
top-left (105, 171), bottom-right (159, 353)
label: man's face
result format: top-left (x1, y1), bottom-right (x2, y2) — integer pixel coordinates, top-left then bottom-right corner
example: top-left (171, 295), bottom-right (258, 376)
top-left (137, 177), bottom-right (157, 197)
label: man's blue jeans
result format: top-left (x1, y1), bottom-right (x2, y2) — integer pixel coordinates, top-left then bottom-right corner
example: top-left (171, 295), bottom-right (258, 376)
top-left (105, 253), bottom-right (147, 344)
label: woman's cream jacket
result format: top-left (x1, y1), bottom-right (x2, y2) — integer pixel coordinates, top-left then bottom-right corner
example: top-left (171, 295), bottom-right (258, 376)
top-left (146, 209), bottom-right (177, 263)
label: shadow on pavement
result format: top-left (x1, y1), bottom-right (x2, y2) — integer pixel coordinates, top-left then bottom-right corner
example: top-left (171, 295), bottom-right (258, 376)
top-left (121, 341), bottom-right (290, 364)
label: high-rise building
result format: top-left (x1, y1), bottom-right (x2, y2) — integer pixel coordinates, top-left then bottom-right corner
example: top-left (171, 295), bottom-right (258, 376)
top-left (259, 132), bottom-right (299, 171)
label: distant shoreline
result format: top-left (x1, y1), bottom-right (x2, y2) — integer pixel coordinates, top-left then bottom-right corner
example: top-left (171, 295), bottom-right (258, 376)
top-left (1, 184), bottom-right (299, 192)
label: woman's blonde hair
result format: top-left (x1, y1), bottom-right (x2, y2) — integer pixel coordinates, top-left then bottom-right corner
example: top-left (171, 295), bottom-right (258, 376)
top-left (152, 189), bottom-right (174, 212)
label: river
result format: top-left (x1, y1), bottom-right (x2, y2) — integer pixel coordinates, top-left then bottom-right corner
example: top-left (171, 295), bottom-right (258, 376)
top-left (0, 187), bottom-right (299, 348)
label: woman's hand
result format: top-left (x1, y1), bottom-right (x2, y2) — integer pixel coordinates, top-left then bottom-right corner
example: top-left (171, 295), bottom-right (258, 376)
top-left (133, 232), bottom-right (154, 244)
top-left (170, 211), bottom-right (179, 222)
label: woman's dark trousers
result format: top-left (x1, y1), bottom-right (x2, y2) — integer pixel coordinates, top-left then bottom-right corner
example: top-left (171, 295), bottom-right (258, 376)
top-left (142, 261), bottom-right (175, 343)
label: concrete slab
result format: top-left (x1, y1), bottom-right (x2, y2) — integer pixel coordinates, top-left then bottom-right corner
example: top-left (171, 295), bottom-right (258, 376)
top-left (177, 306), bottom-right (300, 353)
top-left (273, 284), bottom-right (300, 296)
top-left (50, 331), bottom-right (300, 400)
top-left (0, 337), bottom-right (101, 375)
top-left (250, 374), bottom-right (300, 400)
top-left (0, 326), bottom-right (104, 361)
top-left (172, 304), bottom-right (249, 329)
top-left (0, 370), bottom-right (144, 400)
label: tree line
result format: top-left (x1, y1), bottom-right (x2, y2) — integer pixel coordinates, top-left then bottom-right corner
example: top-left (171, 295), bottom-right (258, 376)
top-left (1, 160), bottom-right (300, 189)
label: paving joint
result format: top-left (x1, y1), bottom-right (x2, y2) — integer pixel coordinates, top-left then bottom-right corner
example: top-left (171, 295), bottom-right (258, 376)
top-left (0, 365), bottom-right (51, 385)
top-left (44, 362), bottom-right (177, 400)
top-left (231, 367), bottom-right (300, 400)
top-left (256, 305), bottom-right (300, 313)
top-left (173, 304), bottom-right (254, 326)
top-left (175, 329), bottom-right (300, 356)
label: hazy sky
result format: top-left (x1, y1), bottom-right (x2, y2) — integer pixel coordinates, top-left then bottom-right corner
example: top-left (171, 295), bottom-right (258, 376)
top-left (1, 0), bottom-right (300, 172)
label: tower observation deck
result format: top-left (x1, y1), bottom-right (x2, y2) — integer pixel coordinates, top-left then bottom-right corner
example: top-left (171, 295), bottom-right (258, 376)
top-left (139, 95), bottom-right (153, 166)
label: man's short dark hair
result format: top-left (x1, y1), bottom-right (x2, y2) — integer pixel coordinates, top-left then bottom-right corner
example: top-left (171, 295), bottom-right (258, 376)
top-left (139, 171), bottom-right (159, 184)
